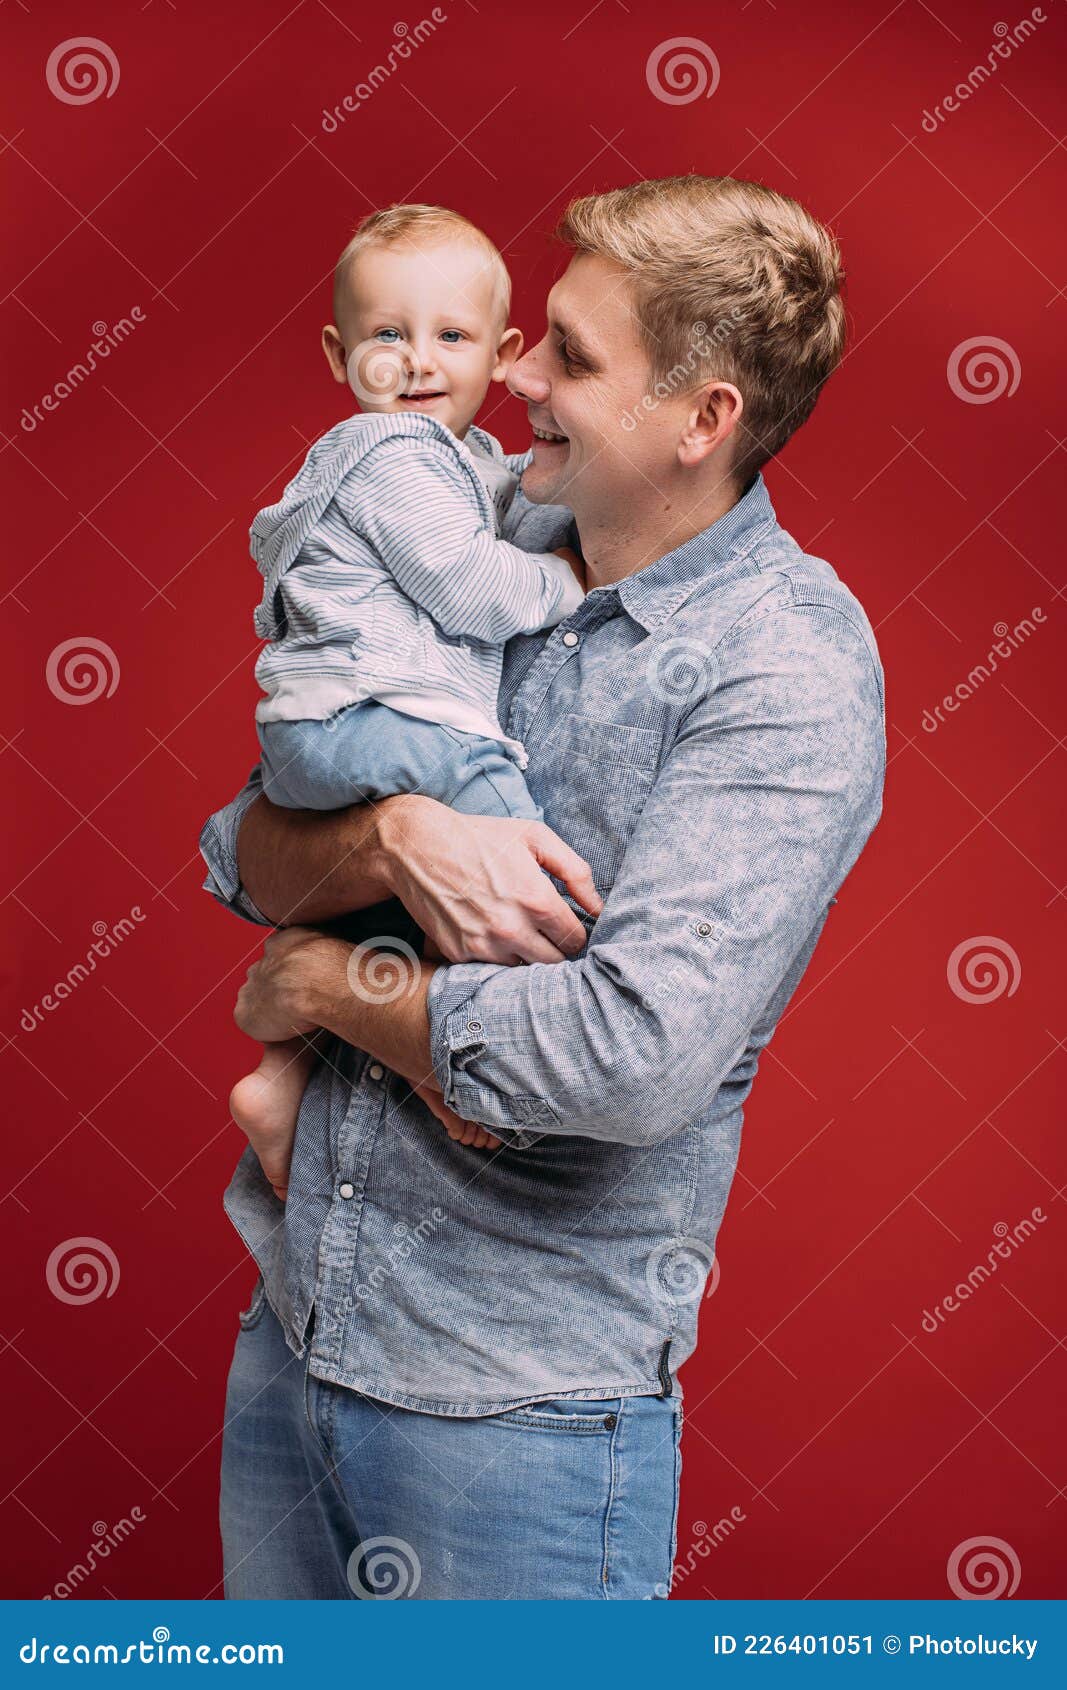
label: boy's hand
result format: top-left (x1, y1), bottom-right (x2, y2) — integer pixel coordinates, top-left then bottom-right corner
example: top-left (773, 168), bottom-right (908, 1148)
top-left (554, 545), bottom-right (586, 591)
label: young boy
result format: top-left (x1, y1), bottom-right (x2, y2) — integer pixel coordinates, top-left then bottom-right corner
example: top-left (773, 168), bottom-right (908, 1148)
top-left (230, 204), bottom-right (586, 1193)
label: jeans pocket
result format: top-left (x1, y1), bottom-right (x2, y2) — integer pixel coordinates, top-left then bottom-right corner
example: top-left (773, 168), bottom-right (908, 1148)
top-left (237, 1275), bottom-right (267, 1331)
top-left (489, 1395), bottom-right (623, 1434)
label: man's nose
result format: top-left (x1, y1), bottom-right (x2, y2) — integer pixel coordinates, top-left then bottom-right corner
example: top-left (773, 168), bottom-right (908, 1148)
top-left (508, 344), bottom-right (549, 405)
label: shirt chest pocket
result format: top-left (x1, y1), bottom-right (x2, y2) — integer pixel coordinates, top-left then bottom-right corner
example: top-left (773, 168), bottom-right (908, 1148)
top-left (531, 712), bottom-right (662, 893)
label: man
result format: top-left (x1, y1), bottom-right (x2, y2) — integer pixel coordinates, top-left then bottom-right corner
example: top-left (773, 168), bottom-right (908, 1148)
top-left (201, 175), bottom-right (885, 1600)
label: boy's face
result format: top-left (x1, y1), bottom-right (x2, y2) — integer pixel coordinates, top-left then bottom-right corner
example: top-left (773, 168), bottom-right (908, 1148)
top-left (323, 237), bottom-right (519, 439)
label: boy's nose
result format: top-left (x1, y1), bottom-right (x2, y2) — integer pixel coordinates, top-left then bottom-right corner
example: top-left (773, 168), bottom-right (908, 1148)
top-left (411, 339), bottom-right (438, 378)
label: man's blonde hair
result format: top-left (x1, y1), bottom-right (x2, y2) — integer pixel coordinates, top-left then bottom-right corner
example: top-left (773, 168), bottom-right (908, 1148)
top-left (556, 176), bottom-right (846, 482)
top-left (332, 203), bottom-right (511, 332)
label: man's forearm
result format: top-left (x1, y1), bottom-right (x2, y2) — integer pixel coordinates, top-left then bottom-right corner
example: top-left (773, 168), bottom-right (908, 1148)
top-left (304, 936), bottom-right (437, 1084)
top-left (236, 792), bottom-right (410, 926)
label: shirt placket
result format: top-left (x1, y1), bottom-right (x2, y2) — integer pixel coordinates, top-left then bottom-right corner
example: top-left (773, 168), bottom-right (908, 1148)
top-left (505, 591), bottom-right (622, 744)
top-left (306, 1054), bottom-right (390, 1367)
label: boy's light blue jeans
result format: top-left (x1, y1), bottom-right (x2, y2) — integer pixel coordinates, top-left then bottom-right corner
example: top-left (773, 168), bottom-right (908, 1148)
top-left (258, 700), bottom-right (542, 819)
top-left (220, 1297), bottom-right (682, 1599)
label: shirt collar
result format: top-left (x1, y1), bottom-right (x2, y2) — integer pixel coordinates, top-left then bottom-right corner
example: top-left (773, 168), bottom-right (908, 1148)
top-left (612, 471), bottom-right (777, 632)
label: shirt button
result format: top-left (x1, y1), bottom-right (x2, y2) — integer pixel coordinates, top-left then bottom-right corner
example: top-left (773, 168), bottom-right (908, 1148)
top-left (467, 1020), bottom-right (483, 1034)
top-left (561, 630), bottom-right (580, 648)
top-left (338, 1181), bottom-right (355, 1200)
top-left (696, 921), bottom-right (713, 937)
top-left (367, 1063), bottom-right (384, 1081)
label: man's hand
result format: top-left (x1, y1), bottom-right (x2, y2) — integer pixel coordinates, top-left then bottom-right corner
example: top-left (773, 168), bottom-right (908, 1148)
top-left (233, 927), bottom-right (325, 1043)
top-left (379, 799), bottom-right (602, 965)
top-left (233, 928), bottom-right (502, 1152)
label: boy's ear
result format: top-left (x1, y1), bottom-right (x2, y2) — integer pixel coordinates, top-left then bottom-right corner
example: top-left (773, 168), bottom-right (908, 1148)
top-left (490, 326), bottom-right (523, 383)
top-left (322, 324), bottom-right (349, 386)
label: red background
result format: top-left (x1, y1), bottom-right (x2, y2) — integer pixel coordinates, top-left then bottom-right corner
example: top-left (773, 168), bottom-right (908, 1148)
top-left (4, 0), bottom-right (1064, 1600)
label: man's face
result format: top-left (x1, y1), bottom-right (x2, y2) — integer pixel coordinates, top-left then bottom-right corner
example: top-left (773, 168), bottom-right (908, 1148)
top-left (508, 253), bottom-right (687, 521)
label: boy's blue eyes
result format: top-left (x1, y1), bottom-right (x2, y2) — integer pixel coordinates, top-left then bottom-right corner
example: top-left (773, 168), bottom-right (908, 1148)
top-left (373, 328), bottom-right (465, 344)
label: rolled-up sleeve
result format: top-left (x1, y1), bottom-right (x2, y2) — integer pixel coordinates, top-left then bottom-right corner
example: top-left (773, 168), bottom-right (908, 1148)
top-left (427, 603), bottom-right (885, 1148)
top-left (198, 765), bottom-right (273, 927)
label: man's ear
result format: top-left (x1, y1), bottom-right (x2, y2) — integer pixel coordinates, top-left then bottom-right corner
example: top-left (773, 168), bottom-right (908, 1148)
top-left (322, 324), bottom-right (349, 386)
top-left (490, 326), bottom-right (523, 384)
top-left (677, 380), bottom-right (744, 470)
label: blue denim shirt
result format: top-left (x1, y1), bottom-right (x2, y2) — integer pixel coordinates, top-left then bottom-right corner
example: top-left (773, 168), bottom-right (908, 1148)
top-left (200, 472), bottom-right (885, 1416)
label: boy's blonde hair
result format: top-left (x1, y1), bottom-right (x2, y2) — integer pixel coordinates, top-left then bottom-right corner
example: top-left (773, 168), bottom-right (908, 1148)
top-left (556, 176), bottom-right (846, 482)
top-left (332, 203), bottom-right (511, 332)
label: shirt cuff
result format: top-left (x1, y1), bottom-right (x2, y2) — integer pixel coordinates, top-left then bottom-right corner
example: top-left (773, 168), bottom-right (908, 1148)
top-left (198, 768), bottom-right (273, 928)
top-left (426, 963), bottom-right (560, 1148)
top-left (535, 551), bottom-right (585, 625)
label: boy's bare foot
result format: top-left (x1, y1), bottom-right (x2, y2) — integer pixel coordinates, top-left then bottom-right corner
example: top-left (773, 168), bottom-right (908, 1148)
top-left (230, 1037), bottom-right (317, 1202)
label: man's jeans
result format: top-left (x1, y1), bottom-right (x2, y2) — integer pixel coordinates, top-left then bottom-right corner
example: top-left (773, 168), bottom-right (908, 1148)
top-left (220, 1293), bottom-right (683, 1599)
